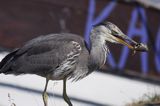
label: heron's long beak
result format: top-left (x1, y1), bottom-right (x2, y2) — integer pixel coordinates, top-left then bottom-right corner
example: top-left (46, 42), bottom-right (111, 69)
top-left (112, 34), bottom-right (148, 52)
top-left (114, 35), bottom-right (134, 49)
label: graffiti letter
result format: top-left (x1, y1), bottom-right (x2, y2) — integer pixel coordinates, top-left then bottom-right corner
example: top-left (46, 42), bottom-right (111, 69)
top-left (155, 27), bottom-right (160, 73)
top-left (118, 7), bottom-right (148, 74)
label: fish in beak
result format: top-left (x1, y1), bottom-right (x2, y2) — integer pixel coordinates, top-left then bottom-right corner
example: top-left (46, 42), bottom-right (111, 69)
top-left (111, 33), bottom-right (149, 54)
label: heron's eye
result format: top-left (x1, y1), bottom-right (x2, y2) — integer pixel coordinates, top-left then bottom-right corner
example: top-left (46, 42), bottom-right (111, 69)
top-left (111, 30), bottom-right (118, 35)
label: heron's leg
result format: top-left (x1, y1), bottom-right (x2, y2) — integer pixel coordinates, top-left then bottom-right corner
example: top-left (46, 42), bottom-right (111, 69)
top-left (63, 78), bottom-right (72, 106)
top-left (42, 78), bottom-right (49, 106)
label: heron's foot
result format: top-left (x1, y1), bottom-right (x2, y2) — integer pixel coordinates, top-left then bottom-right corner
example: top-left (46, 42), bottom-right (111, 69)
top-left (63, 94), bottom-right (73, 106)
top-left (42, 92), bottom-right (48, 106)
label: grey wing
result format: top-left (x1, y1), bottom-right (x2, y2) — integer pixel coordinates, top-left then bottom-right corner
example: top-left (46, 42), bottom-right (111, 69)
top-left (52, 41), bottom-right (82, 79)
top-left (11, 36), bottom-right (83, 78)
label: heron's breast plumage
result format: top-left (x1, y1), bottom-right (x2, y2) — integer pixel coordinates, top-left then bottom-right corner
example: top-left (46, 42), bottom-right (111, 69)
top-left (50, 40), bottom-right (89, 81)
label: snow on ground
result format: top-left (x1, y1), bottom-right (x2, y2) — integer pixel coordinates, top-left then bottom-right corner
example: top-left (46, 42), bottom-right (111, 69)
top-left (0, 52), bottom-right (159, 106)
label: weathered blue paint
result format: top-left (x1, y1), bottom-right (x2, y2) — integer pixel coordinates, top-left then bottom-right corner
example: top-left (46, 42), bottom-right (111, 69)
top-left (155, 26), bottom-right (160, 73)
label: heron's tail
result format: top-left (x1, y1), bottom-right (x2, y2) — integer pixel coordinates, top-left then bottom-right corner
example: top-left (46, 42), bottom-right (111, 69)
top-left (0, 48), bottom-right (19, 74)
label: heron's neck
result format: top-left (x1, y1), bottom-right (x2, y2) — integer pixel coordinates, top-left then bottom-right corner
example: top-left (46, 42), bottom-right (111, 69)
top-left (88, 33), bottom-right (109, 70)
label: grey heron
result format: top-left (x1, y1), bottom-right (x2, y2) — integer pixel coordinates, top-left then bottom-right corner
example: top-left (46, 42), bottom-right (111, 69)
top-left (0, 22), bottom-right (148, 106)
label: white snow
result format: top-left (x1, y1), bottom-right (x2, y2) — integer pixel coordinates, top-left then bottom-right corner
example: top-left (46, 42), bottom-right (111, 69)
top-left (0, 52), bottom-right (159, 106)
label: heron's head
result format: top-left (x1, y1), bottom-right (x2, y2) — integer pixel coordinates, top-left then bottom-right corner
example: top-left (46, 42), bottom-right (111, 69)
top-left (92, 21), bottom-right (148, 52)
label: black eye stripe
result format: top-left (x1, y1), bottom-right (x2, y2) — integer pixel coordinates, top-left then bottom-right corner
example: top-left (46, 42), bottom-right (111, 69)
top-left (102, 24), bottom-right (119, 35)
top-left (93, 22), bottom-right (122, 35)
top-left (111, 30), bottom-right (118, 34)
